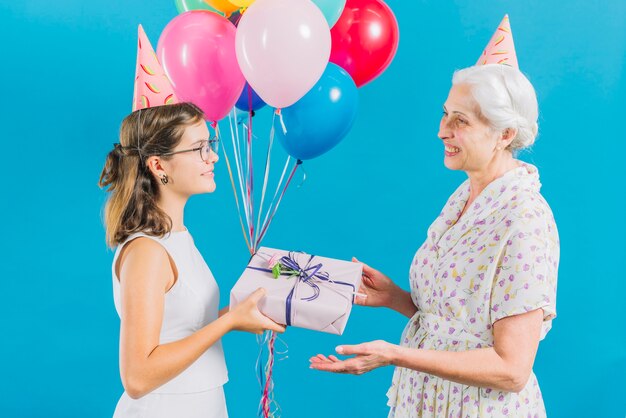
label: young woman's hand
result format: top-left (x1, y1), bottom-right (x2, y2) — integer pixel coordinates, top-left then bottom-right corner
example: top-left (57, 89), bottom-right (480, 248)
top-left (226, 288), bottom-right (285, 334)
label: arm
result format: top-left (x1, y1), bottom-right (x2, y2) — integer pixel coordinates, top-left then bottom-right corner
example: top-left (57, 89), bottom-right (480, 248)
top-left (118, 238), bottom-right (283, 399)
top-left (392, 309), bottom-right (543, 392)
top-left (310, 309), bottom-right (543, 393)
top-left (386, 288), bottom-right (418, 319)
top-left (353, 257), bottom-right (417, 319)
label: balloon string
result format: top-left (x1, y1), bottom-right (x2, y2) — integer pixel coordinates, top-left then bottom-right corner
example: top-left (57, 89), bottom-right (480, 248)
top-left (257, 155), bottom-right (291, 247)
top-left (253, 112), bottom-right (276, 249)
top-left (275, 108), bottom-right (287, 134)
top-left (297, 161), bottom-right (307, 188)
top-left (256, 159), bottom-right (302, 246)
top-left (219, 122), bottom-right (252, 254)
top-left (260, 331), bottom-right (276, 418)
top-left (229, 110), bottom-right (251, 234)
top-left (236, 112), bottom-right (256, 249)
top-left (238, 118), bottom-right (254, 247)
top-left (246, 108), bottom-right (255, 248)
top-left (248, 84), bottom-right (254, 114)
top-left (255, 331), bottom-right (269, 414)
top-left (224, 111), bottom-right (299, 418)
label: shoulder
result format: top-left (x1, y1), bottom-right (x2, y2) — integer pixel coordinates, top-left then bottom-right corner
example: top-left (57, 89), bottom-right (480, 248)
top-left (120, 236), bottom-right (170, 263)
top-left (117, 237), bottom-right (173, 290)
top-left (506, 187), bottom-right (556, 224)
top-left (500, 189), bottom-right (559, 244)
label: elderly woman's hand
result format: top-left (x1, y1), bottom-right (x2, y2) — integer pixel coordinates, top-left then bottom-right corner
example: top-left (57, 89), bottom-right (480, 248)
top-left (353, 258), bottom-right (400, 307)
top-left (309, 340), bottom-right (397, 375)
top-left (353, 258), bottom-right (417, 318)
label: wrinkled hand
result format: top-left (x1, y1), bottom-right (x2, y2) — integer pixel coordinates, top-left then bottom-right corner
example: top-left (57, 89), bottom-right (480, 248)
top-left (227, 288), bottom-right (285, 334)
top-left (353, 257), bottom-right (401, 308)
top-left (309, 340), bottom-right (396, 375)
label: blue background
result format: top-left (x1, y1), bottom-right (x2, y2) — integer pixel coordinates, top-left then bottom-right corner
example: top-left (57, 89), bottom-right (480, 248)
top-left (1, 0), bottom-right (624, 417)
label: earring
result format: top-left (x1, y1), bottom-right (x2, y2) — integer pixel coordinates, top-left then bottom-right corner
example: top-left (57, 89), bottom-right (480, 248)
top-left (160, 174), bottom-right (169, 185)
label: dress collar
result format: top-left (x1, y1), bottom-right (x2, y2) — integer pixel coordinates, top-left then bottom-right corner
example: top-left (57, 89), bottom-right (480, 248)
top-left (426, 161), bottom-right (541, 257)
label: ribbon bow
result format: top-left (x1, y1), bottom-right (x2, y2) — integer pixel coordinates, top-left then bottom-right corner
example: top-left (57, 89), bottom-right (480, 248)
top-left (248, 251), bottom-right (356, 326)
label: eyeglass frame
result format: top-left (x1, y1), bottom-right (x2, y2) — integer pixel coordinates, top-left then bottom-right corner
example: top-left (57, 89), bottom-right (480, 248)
top-left (159, 137), bottom-right (220, 162)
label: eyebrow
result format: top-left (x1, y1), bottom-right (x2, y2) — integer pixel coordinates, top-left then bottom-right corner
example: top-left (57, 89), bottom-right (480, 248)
top-left (443, 105), bottom-right (468, 117)
top-left (190, 138), bottom-right (208, 146)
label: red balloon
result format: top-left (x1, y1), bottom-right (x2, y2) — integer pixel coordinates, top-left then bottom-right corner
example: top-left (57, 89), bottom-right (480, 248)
top-left (329, 0), bottom-right (399, 87)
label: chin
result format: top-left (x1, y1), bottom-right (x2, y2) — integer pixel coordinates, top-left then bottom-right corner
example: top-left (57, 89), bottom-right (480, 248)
top-left (443, 159), bottom-right (462, 171)
top-left (202, 184), bottom-right (216, 194)
top-left (199, 177), bottom-right (217, 194)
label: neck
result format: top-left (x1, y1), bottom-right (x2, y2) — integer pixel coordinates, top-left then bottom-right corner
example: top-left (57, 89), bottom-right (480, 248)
top-left (466, 152), bottom-right (519, 201)
top-left (157, 190), bottom-right (189, 232)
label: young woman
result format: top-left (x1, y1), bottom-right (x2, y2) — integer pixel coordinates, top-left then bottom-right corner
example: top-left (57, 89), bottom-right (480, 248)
top-left (100, 102), bottom-right (284, 418)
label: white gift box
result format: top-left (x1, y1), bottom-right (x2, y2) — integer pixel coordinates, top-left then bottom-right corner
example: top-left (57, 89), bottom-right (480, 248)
top-left (230, 247), bottom-right (363, 335)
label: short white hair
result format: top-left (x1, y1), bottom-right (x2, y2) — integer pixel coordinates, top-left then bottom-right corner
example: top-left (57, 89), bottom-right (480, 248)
top-left (452, 64), bottom-right (539, 151)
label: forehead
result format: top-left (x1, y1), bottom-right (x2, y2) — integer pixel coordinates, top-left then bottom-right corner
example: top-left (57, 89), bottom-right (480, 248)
top-left (444, 83), bottom-right (479, 115)
top-left (179, 121), bottom-right (209, 146)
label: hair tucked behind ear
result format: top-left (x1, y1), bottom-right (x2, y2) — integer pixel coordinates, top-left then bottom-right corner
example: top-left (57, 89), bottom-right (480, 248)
top-left (452, 64), bottom-right (539, 152)
top-left (98, 103), bottom-right (205, 248)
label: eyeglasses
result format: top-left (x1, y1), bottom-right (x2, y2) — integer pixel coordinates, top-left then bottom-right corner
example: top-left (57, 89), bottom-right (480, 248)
top-left (160, 138), bottom-right (220, 162)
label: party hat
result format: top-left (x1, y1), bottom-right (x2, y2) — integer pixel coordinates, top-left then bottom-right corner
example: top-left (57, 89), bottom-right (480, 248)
top-left (132, 25), bottom-right (179, 111)
top-left (476, 14), bottom-right (518, 68)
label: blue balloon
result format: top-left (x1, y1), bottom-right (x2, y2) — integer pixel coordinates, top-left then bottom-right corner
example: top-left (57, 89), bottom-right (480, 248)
top-left (235, 83), bottom-right (266, 112)
top-left (276, 63), bottom-right (358, 160)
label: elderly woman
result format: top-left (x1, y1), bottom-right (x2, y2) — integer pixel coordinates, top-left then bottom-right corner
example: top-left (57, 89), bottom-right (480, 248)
top-left (310, 63), bottom-right (560, 417)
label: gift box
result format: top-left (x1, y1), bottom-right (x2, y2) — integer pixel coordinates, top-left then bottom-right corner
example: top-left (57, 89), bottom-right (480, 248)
top-left (230, 247), bottom-right (363, 335)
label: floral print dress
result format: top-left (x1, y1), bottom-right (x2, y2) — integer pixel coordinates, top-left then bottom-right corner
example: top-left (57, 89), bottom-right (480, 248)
top-left (387, 161), bottom-right (560, 418)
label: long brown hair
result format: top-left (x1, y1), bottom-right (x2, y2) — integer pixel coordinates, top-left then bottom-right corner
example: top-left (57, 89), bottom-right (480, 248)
top-left (99, 103), bottom-right (205, 248)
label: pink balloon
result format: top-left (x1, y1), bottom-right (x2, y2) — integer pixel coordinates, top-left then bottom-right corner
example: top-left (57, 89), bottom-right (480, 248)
top-left (235, 0), bottom-right (331, 109)
top-left (157, 11), bottom-right (245, 122)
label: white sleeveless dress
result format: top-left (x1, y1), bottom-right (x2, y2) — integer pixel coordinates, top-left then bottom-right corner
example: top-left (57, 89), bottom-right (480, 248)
top-left (111, 229), bottom-right (229, 418)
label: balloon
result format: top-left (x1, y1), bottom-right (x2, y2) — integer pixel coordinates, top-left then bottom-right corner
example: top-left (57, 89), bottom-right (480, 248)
top-left (175, 0), bottom-right (220, 13)
top-left (312, 0), bottom-right (346, 28)
top-left (276, 63), bottom-right (358, 160)
top-left (228, 10), bottom-right (242, 26)
top-left (157, 11), bottom-right (245, 122)
top-left (230, 0), bottom-right (255, 6)
top-left (235, 83), bottom-right (266, 112)
top-left (330, 0), bottom-right (399, 87)
top-left (204, 0), bottom-right (239, 16)
top-left (236, 0), bottom-right (331, 109)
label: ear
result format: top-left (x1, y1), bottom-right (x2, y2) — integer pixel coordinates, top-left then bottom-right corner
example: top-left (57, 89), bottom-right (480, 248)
top-left (145, 156), bottom-right (167, 181)
top-left (500, 128), bottom-right (517, 148)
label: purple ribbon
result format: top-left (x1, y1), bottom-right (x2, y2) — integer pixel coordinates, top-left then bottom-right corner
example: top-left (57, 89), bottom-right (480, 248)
top-left (247, 252), bottom-right (356, 326)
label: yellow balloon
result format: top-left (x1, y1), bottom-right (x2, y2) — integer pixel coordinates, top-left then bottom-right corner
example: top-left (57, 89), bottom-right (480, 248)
top-left (204, 0), bottom-right (239, 15)
top-left (229, 0), bottom-right (255, 6)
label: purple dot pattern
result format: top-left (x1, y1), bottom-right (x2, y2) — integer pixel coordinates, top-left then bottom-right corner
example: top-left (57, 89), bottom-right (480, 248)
top-left (387, 162), bottom-right (559, 417)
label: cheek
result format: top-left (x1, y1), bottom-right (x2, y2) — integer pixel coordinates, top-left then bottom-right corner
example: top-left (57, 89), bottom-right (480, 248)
top-left (454, 132), bottom-right (469, 148)
top-left (171, 164), bottom-right (197, 185)
top-left (460, 129), bottom-right (486, 150)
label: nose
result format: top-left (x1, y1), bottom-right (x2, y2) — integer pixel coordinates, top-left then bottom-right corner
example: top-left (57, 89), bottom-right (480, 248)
top-left (438, 116), bottom-right (452, 141)
top-left (205, 150), bottom-right (220, 164)
top-left (208, 149), bottom-right (219, 164)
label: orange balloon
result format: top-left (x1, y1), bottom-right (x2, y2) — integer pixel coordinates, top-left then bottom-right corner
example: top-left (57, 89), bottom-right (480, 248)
top-left (204, 0), bottom-right (239, 15)
top-left (230, 0), bottom-right (255, 6)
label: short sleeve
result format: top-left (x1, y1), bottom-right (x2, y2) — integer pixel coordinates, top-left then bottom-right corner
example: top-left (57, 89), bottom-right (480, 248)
top-left (490, 218), bottom-right (560, 339)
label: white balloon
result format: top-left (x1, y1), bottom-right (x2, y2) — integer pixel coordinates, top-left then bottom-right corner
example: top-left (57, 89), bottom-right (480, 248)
top-left (235, 0), bottom-right (331, 108)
